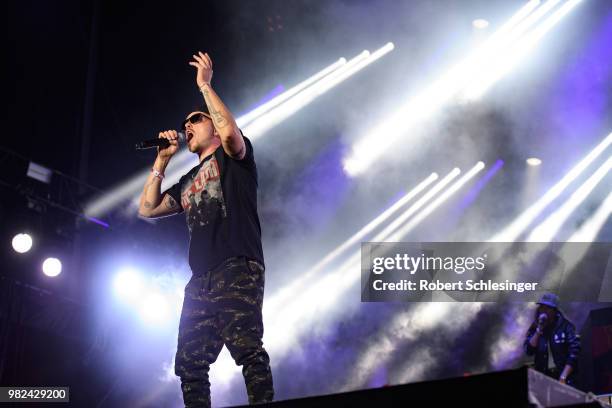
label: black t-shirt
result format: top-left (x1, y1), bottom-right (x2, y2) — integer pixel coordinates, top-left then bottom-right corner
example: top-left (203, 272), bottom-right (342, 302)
top-left (165, 135), bottom-right (264, 274)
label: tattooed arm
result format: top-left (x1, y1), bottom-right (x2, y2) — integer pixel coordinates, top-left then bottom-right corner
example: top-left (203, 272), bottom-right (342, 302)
top-left (189, 51), bottom-right (245, 160)
top-left (138, 132), bottom-right (183, 218)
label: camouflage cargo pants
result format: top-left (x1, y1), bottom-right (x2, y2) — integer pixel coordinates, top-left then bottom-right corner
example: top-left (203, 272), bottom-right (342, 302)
top-left (175, 257), bottom-right (274, 407)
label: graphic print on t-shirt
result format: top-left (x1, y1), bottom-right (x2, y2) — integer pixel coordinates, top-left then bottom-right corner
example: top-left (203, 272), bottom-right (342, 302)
top-left (181, 156), bottom-right (227, 232)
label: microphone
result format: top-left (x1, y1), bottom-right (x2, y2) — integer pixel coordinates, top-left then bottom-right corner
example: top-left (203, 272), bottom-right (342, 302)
top-left (135, 132), bottom-right (186, 150)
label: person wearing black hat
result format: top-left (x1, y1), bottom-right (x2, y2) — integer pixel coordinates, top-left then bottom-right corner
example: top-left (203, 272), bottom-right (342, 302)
top-left (524, 293), bottom-right (581, 385)
top-left (138, 51), bottom-right (273, 407)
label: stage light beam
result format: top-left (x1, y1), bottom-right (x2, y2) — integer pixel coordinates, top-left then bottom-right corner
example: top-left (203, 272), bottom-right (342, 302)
top-left (266, 163), bottom-right (485, 357)
top-left (265, 172), bottom-right (439, 313)
top-left (237, 58), bottom-right (347, 128)
top-left (388, 162), bottom-right (485, 241)
top-left (245, 43), bottom-right (394, 140)
top-left (491, 132), bottom-right (612, 242)
top-left (567, 191), bottom-right (612, 242)
top-left (463, 0), bottom-right (584, 100)
top-left (528, 156), bottom-right (612, 242)
top-left (343, 0), bottom-right (569, 177)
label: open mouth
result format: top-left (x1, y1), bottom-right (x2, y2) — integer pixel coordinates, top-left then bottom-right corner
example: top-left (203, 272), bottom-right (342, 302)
top-left (186, 130), bottom-right (194, 142)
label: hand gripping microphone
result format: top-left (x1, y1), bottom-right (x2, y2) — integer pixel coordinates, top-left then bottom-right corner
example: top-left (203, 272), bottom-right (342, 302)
top-left (135, 132), bottom-right (186, 150)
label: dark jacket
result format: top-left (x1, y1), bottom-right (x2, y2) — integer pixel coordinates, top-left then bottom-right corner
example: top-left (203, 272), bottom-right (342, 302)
top-left (524, 311), bottom-right (580, 381)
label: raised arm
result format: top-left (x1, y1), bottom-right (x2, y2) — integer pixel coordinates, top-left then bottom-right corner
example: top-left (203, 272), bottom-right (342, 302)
top-left (189, 51), bottom-right (246, 160)
top-left (138, 131), bottom-right (182, 218)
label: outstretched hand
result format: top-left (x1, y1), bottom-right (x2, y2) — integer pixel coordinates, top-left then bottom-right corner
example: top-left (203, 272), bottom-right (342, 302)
top-left (189, 51), bottom-right (213, 88)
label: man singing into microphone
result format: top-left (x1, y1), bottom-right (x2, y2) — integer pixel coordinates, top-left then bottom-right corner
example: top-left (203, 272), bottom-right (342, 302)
top-left (138, 51), bottom-right (273, 407)
top-left (524, 293), bottom-right (580, 386)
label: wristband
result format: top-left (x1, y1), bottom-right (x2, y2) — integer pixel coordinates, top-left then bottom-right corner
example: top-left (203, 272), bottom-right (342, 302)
top-left (151, 168), bottom-right (164, 180)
